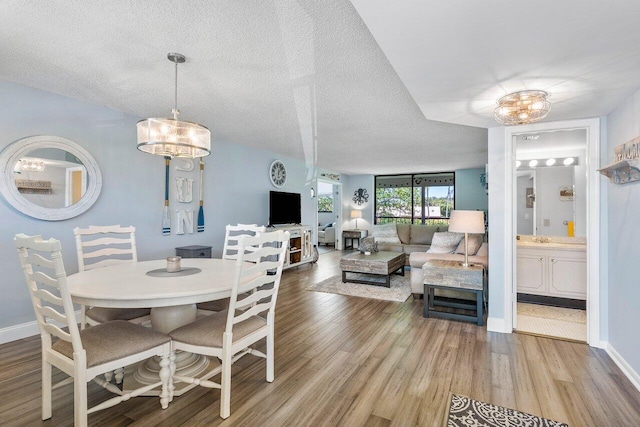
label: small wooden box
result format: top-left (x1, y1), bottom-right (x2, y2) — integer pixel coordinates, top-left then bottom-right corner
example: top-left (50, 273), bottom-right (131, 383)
top-left (175, 245), bottom-right (212, 259)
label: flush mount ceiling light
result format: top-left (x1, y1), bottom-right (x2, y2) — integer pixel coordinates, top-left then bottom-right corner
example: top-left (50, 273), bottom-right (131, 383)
top-left (137, 53), bottom-right (211, 158)
top-left (494, 90), bottom-right (550, 126)
top-left (20, 159), bottom-right (45, 172)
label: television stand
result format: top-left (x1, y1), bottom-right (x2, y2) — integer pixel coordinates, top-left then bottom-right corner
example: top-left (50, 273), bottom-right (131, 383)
top-left (274, 224), bottom-right (314, 269)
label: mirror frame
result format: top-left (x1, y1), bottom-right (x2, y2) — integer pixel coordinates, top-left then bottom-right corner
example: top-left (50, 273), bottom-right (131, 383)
top-left (0, 135), bottom-right (102, 221)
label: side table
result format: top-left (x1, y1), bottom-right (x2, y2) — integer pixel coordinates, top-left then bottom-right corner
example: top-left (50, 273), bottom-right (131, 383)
top-left (343, 229), bottom-right (367, 249)
top-left (422, 260), bottom-right (485, 326)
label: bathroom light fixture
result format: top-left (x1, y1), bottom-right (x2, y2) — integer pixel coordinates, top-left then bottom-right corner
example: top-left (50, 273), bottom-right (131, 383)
top-left (516, 157), bottom-right (579, 170)
top-left (494, 90), bottom-right (550, 125)
top-left (137, 53), bottom-right (211, 158)
top-left (20, 159), bottom-right (45, 172)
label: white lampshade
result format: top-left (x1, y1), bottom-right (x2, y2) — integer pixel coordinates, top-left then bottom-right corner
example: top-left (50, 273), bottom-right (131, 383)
top-left (137, 118), bottom-right (210, 158)
top-left (350, 210), bottom-right (363, 219)
top-left (448, 210), bottom-right (485, 234)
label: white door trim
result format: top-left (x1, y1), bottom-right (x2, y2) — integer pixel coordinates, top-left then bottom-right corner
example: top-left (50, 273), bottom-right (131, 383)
top-left (315, 178), bottom-right (343, 250)
top-left (501, 118), bottom-right (601, 347)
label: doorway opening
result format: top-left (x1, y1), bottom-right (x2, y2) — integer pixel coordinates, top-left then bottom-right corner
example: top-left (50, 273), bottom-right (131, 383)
top-left (315, 179), bottom-right (342, 253)
top-left (513, 128), bottom-right (588, 342)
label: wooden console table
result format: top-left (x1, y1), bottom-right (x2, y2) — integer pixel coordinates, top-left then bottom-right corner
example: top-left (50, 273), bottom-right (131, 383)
top-left (422, 260), bottom-right (485, 326)
top-left (343, 229), bottom-right (367, 249)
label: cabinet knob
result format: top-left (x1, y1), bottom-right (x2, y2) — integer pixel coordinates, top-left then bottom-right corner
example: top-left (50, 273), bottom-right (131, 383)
top-left (538, 257), bottom-right (544, 262)
top-left (550, 258), bottom-right (557, 263)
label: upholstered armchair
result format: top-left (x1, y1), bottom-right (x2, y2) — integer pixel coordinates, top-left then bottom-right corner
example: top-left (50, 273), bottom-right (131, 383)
top-left (317, 223), bottom-right (336, 246)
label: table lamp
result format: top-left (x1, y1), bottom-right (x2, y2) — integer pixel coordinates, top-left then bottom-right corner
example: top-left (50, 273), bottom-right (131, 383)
top-left (448, 210), bottom-right (485, 267)
top-left (350, 210), bottom-right (362, 229)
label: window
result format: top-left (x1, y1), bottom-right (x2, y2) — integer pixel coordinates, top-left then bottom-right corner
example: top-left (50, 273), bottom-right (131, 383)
top-left (375, 173), bottom-right (454, 224)
top-left (317, 195), bottom-right (333, 212)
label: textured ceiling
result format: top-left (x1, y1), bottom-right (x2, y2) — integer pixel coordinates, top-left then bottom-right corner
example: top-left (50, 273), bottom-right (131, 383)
top-left (351, 0), bottom-right (640, 129)
top-left (0, 0), bottom-right (487, 175)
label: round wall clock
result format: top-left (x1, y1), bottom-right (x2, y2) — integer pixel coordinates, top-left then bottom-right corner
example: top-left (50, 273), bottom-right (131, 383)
top-left (269, 160), bottom-right (287, 188)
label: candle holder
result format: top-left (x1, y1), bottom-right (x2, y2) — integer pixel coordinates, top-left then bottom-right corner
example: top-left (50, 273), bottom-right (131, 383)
top-left (166, 256), bottom-right (182, 273)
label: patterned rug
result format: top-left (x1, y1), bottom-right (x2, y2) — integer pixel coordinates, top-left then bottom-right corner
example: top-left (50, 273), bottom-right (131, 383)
top-left (306, 273), bottom-right (411, 302)
top-left (447, 394), bottom-right (569, 426)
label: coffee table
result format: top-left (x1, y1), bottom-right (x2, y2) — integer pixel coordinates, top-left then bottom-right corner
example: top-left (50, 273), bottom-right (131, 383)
top-left (340, 251), bottom-right (405, 287)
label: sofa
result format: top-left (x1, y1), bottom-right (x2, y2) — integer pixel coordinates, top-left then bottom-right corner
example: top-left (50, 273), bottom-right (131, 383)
top-left (374, 223), bottom-right (451, 264)
top-left (371, 223), bottom-right (487, 297)
top-left (317, 223), bottom-right (336, 246)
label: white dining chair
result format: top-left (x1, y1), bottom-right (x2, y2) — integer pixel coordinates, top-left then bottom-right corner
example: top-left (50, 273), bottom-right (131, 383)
top-left (170, 230), bottom-right (289, 419)
top-left (73, 225), bottom-right (151, 328)
top-left (197, 223), bottom-right (267, 313)
top-left (14, 234), bottom-right (174, 427)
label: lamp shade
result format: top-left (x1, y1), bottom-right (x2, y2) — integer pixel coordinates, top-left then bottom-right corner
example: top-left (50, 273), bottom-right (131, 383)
top-left (448, 210), bottom-right (485, 234)
top-left (137, 118), bottom-right (211, 158)
top-left (350, 210), bottom-right (363, 219)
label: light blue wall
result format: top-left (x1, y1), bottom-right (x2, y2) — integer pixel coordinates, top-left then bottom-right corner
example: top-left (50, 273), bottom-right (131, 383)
top-left (454, 167), bottom-right (488, 211)
top-left (0, 81), bottom-right (315, 331)
top-left (605, 88), bottom-right (640, 375)
top-left (345, 175), bottom-right (374, 231)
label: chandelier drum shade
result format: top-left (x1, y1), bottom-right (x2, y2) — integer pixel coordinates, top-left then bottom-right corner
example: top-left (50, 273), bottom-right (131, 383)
top-left (137, 53), bottom-right (211, 158)
top-left (494, 90), bottom-right (550, 126)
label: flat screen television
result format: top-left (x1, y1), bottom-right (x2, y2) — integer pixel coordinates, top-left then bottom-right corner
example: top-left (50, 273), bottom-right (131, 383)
top-left (269, 191), bottom-right (301, 226)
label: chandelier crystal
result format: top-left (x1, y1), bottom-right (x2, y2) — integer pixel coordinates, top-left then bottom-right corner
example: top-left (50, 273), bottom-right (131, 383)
top-left (137, 53), bottom-right (211, 158)
top-left (494, 90), bottom-right (550, 126)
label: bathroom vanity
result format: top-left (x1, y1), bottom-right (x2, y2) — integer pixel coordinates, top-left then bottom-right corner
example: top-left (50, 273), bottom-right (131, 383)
top-left (516, 237), bottom-right (587, 300)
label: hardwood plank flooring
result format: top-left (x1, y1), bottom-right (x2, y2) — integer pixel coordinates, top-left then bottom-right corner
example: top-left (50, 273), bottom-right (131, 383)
top-left (1, 250), bottom-right (639, 426)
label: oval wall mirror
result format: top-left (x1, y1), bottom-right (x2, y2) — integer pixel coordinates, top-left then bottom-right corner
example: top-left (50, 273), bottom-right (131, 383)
top-left (0, 135), bottom-right (102, 221)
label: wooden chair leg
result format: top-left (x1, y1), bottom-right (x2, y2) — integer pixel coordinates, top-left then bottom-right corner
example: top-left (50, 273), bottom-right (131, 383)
top-left (74, 359), bottom-right (88, 427)
top-left (266, 324), bottom-right (274, 382)
top-left (42, 359), bottom-right (52, 420)
top-left (159, 354), bottom-right (171, 409)
top-left (220, 333), bottom-right (232, 419)
top-left (169, 352), bottom-right (176, 402)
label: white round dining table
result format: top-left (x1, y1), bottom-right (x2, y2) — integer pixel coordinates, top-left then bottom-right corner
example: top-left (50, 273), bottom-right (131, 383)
top-left (67, 258), bottom-right (238, 396)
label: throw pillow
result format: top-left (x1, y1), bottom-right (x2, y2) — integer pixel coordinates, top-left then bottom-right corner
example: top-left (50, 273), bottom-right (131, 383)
top-left (426, 232), bottom-right (464, 254)
top-left (455, 234), bottom-right (484, 255)
top-left (372, 223), bottom-right (401, 245)
top-left (475, 242), bottom-right (488, 258)
top-left (322, 222), bottom-right (333, 231)
top-left (359, 237), bottom-right (378, 254)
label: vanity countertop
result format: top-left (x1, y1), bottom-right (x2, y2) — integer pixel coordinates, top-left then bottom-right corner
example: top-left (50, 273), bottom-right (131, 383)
top-left (516, 240), bottom-right (587, 251)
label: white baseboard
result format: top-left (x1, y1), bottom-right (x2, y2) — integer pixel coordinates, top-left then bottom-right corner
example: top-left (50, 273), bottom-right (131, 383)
top-left (487, 316), bottom-right (511, 333)
top-left (605, 342), bottom-right (640, 393)
top-left (0, 320), bottom-right (40, 344)
top-left (0, 310), bottom-right (82, 345)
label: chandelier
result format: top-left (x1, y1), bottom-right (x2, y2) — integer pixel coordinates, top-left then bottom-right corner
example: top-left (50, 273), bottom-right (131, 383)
top-left (137, 53), bottom-right (211, 158)
top-left (20, 159), bottom-right (45, 172)
top-left (494, 90), bottom-right (550, 126)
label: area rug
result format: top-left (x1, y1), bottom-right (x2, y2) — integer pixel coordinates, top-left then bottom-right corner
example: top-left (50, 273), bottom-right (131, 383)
top-left (446, 394), bottom-right (569, 426)
top-left (306, 273), bottom-right (411, 302)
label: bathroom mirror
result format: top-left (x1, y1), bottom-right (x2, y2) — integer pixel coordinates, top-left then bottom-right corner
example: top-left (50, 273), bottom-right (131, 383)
top-left (515, 129), bottom-right (587, 237)
top-left (0, 135), bottom-right (102, 220)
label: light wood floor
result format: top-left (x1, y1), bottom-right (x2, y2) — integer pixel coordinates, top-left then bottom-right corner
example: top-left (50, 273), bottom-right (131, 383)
top-left (2, 250), bottom-right (640, 426)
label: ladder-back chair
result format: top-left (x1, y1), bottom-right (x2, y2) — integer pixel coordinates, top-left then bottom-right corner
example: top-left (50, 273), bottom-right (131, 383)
top-left (197, 223), bottom-right (267, 313)
top-left (15, 234), bottom-right (173, 427)
top-left (170, 230), bottom-right (289, 419)
top-left (73, 225), bottom-right (151, 327)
